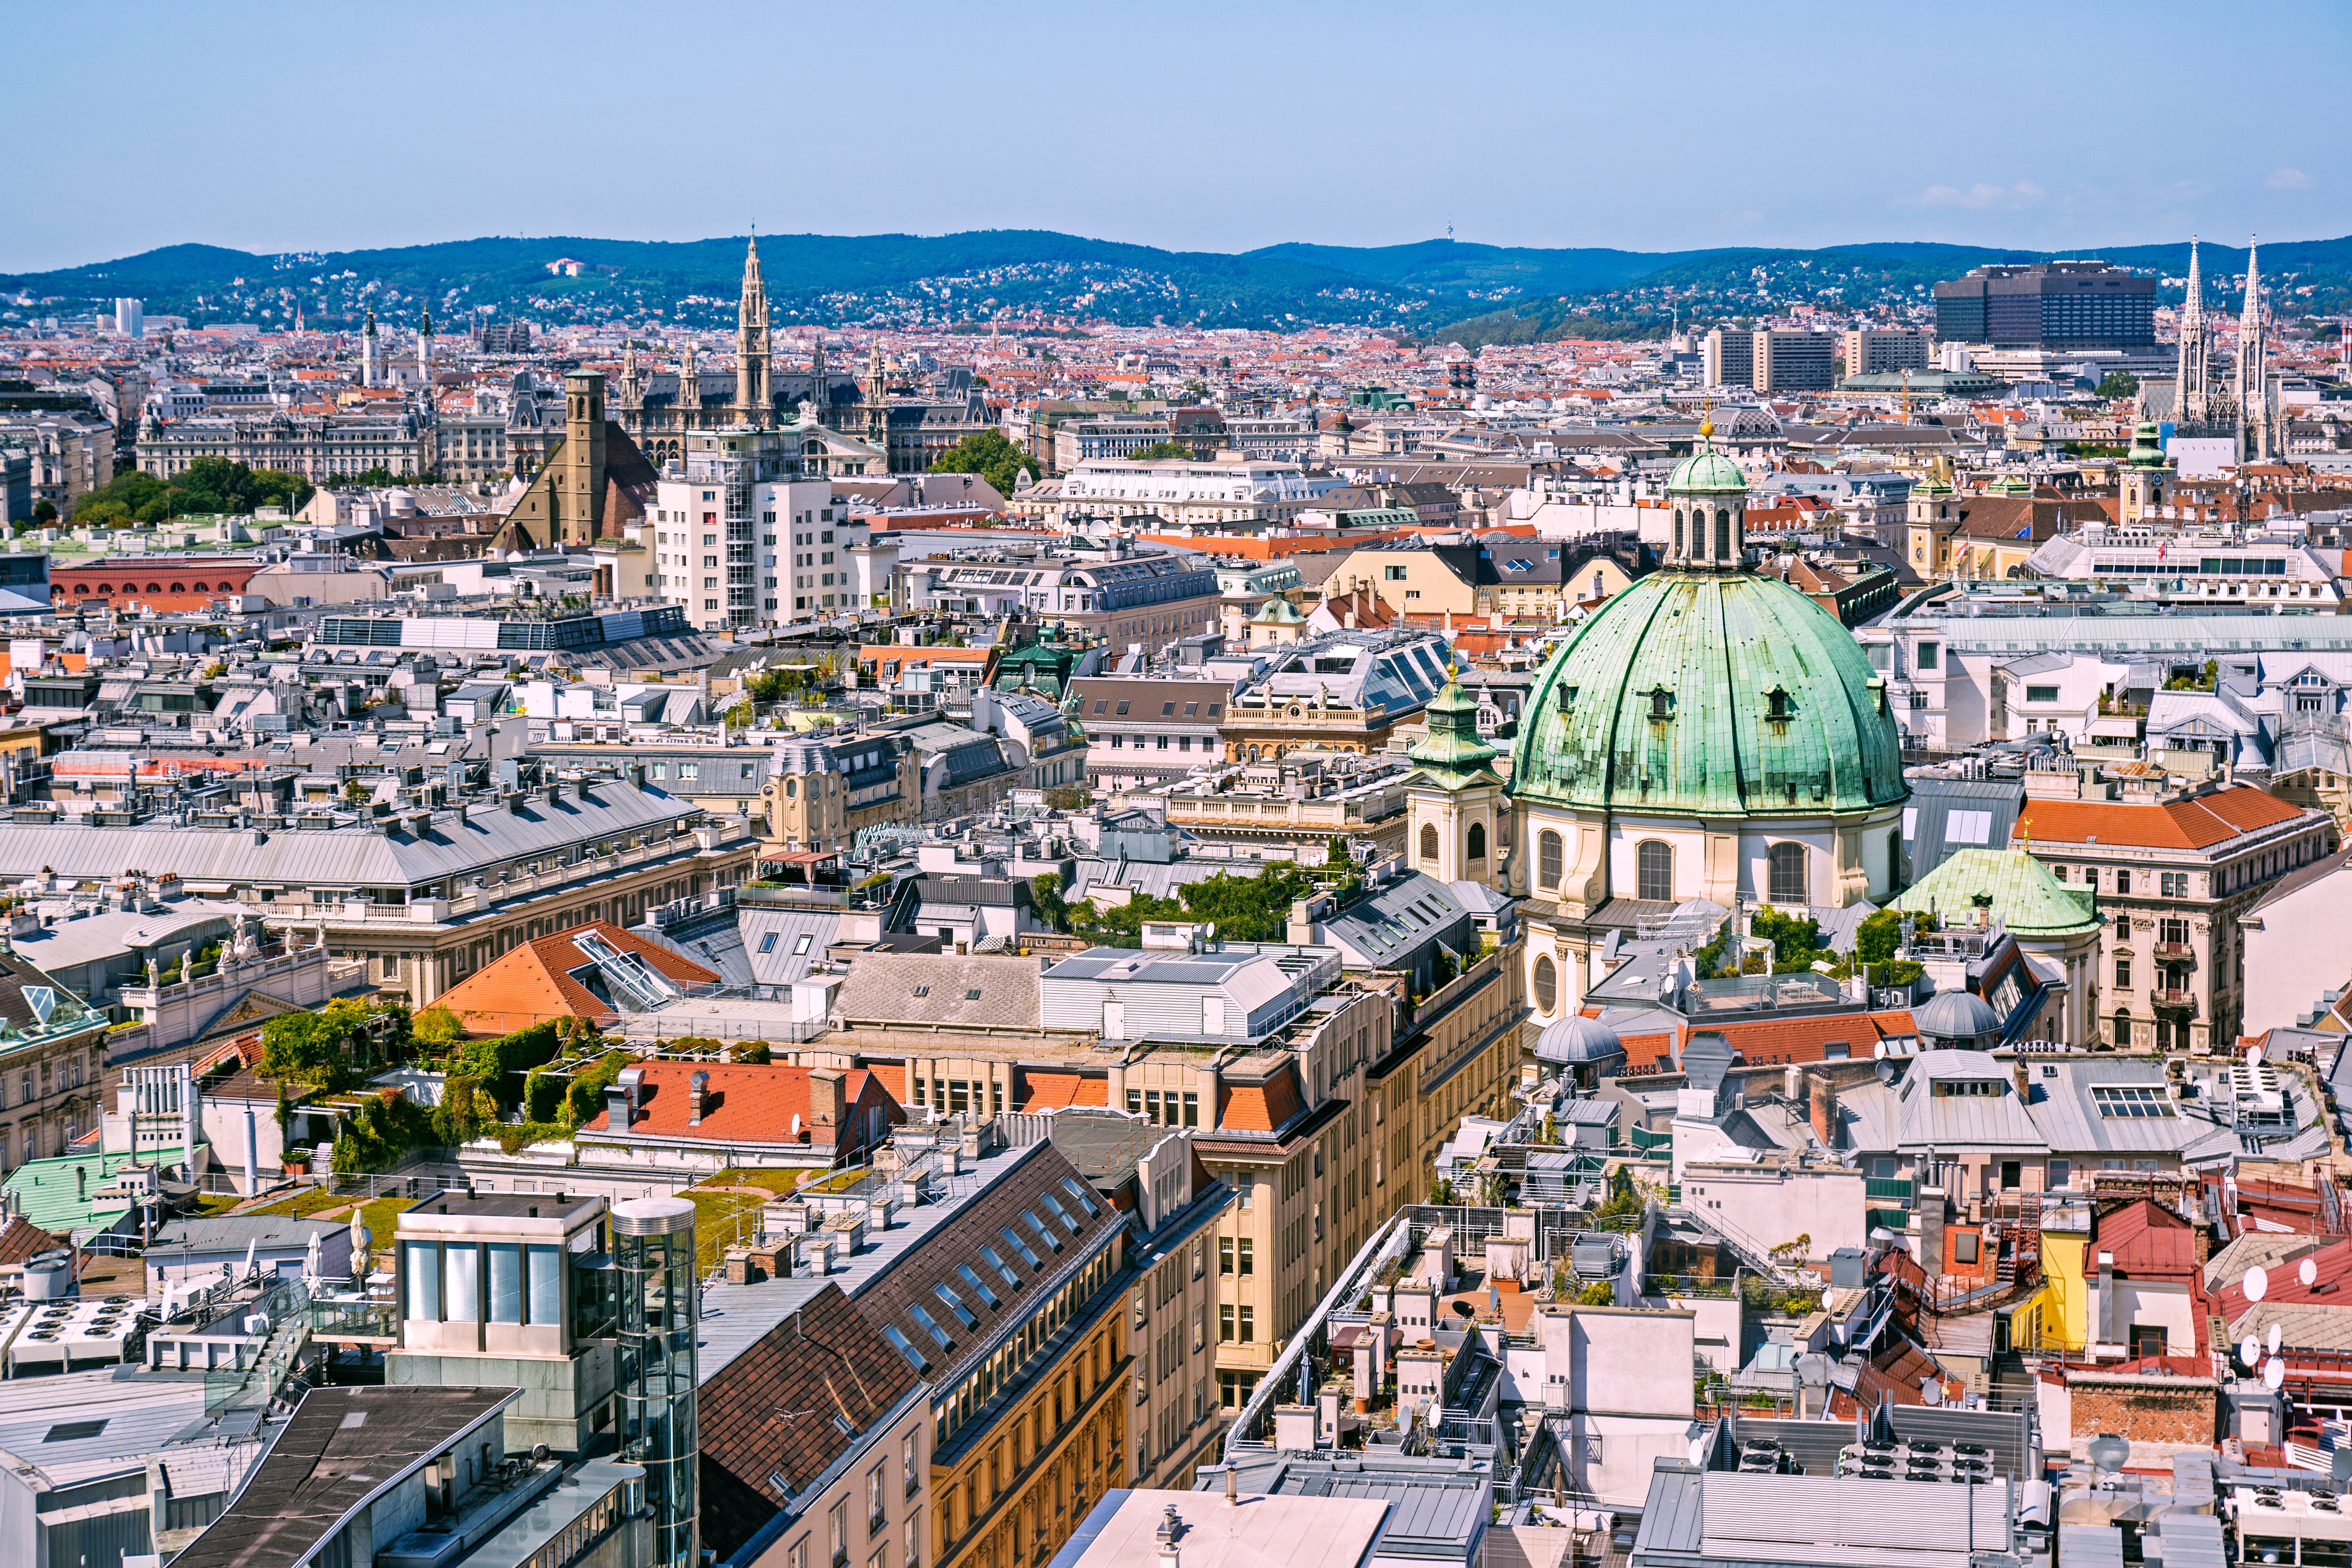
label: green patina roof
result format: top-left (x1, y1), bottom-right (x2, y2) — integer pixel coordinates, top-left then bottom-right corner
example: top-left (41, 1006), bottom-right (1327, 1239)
top-left (2126, 420), bottom-right (2170, 470)
top-left (1406, 676), bottom-right (1498, 789)
top-left (1893, 848), bottom-right (2101, 936)
top-left (1667, 443), bottom-right (1749, 494)
top-left (1508, 569), bottom-right (1908, 817)
top-left (4, 1146), bottom-right (187, 1238)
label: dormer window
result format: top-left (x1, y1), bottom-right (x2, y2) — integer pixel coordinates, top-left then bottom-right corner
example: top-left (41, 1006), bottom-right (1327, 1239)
top-left (1765, 687), bottom-right (1792, 724)
top-left (1558, 684), bottom-right (1577, 712)
top-left (1648, 687), bottom-right (1675, 721)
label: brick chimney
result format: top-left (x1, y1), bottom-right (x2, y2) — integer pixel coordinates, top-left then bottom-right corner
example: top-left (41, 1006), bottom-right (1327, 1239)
top-left (1808, 1071), bottom-right (1837, 1148)
top-left (689, 1070), bottom-right (709, 1126)
top-left (810, 1067), bottom-right (846, 1132)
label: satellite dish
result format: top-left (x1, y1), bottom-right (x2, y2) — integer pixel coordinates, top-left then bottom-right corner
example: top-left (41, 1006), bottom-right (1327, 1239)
top-left (2301, 1258), bottom-right (2319, 1288)
top-left (1450, 1299), bottom-right (1476, 1318)
top-left (1687, 1435), bottom-right (1709, 1467)
top-left (2248, 1041), bottom-right (2265, 1067)
top-left (2242, 1337), bottom-right (2262, 1369)
top-left (2246, 1265), bottom-right (2270, 1303)
top-left (1923, 1379), bottom-right (1944, 1406)
top-left (2332, 1447), bottom-right (2352, 1484)
top-left (2270, 1323), bottom-right (2284, 1355)
top-left (2265, 1357), bottom-right (2286, 1392)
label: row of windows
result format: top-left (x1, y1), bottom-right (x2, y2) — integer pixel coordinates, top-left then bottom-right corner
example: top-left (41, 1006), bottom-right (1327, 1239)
top-left (1529, 831), bottom-right (1816, 906)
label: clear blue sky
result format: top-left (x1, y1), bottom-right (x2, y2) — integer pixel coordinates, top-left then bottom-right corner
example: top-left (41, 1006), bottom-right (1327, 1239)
top-left (9, 0), bottom-right (2348, 272)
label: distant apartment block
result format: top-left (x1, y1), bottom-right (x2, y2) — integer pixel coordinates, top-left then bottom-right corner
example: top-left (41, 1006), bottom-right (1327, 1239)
top-left (1932, 261), bottom-right (2156, 348)
top-left (1842, 328), bottom-right (1932, 378)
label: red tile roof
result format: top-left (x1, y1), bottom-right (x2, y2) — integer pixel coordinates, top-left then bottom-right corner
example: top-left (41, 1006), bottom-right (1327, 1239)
top-left (2089, 1198), bottom-right (2201, 1276)
top-left (2014, 786), bottom-right (2309, 851)
top-left (697, 1280), bottom-right (922, 1558)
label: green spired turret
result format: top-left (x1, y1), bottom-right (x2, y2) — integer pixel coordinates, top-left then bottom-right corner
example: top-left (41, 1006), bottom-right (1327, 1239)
top-left (1406, 669), bottom-right (1499, 790)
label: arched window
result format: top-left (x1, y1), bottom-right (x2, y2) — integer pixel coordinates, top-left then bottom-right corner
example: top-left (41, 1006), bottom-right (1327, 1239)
top-left (1419, 823), bottom-right (1440, 864)
top-left (169, 582), bottom-right (185, 593)
top-left (2112, 1010), bottom-right (2132, 1049)
top-left (1537, 829), bottom-right (1563, 890)
top-left (1533, 954), bottom-right (1558, 1015)
top-left (145, 582), bottom-right (160, 593)
top-left (191, 581), bottom-right (208, 592)
top-left (784, 778), bottom-right (797, 798)
top-left (97, 584), bottom-right (113, 595)
top-left (1715, 510), bottom-right (1732, 560)
top-left (1768, 841), bottom-right (1808, 906)
top-left (1673, 510), bottom-right (1684, 557)
top-left (1637, 840), bottom-right (1673, 902)
top-left (1467, 821), bottom-right (1487, 861)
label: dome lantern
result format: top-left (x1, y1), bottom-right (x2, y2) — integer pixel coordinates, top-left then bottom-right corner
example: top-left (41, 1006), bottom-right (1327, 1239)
top-left (1664, 419), bottom-right (1749, 571)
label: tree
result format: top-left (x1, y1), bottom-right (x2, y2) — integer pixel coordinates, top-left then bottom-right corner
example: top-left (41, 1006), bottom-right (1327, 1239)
top-left (413, 1004), bottom-right (467, 1050)
top-left (72, 458), bottom-right (312, 526)
top-left (1129, 440), bottom-right (1193, 462)
top-left (1325, 836), bottom-right (1351, 868)
top-left (2095, 371), bottom-right (2140, 400)
top-left (1576, 1280), bottom-right (1616, 1306)
top-left (929, 429), bottom-right (1032, 497)
top-left (30, 500), bottom-right (55, 525)
top-left (1750, 906), bottom-right (1828, 972)
top-left (1031, 872), bottom-right (1072, 934)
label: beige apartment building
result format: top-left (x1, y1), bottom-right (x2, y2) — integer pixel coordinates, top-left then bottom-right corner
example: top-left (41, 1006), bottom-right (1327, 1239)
top-left (2014, 781), bottom-right (2335, 1051)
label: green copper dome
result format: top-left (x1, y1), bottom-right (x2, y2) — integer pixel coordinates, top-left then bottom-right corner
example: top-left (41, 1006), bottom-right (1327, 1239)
top-left (1509, 570), bottom-right (1908, 817)
top-left (1667, 436), bottom-right (1748, 494)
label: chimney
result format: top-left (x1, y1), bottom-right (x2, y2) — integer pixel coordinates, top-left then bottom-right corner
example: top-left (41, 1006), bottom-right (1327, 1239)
top-left (810, 1067), bottom-right (846, 1132)
top-left (1809, 1073), bottom-right (1836, 1148)
top-left (689, 1070), bottom-right (709, 1125)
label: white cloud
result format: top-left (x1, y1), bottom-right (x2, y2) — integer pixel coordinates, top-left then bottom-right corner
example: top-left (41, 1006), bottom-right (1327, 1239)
top-left (1906, 180), bottom-right (2047, 211)
top-left (2267, 167), bottom-right (2314, 190)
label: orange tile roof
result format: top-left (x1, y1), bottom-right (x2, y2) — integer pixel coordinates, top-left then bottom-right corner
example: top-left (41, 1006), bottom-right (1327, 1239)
top-left (2013, 786), bottom-right (2309, 851)
top-left (433, 920), bottom-right (718, 1036)
top-left (580, 1060), bottom-right (900, 1151)
top-left (1217, 1068), bottom-right (1303, 1132)
top-left (1017, 1072), bottom-right (1109, 1113)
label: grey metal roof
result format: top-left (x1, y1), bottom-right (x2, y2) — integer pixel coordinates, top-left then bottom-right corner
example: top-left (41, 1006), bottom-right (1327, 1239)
top-left (1320, 871), bottom-right (1474, 969)
top-left (1630, 1466), bottom-right (1705, 1560)
top-left (1901, 775), bottom-right (2025, 880)
top-left (0, 1366), bottom-right (217, 1488)
top-left (148, 1214), bottom-right (347, 1253)
top-left (176, 1386), bottom-right (514, 1568)
top-left (0, 784), bottom-right (697, 891)
top-left (742, 907), bottom-right (841, 985)
top-left (1694, 1471), bottom-right (2012, 1566)
top-left (443, 1460), bottom-right (647, 1568)
top-left (695, 1140), bottom-right (1044, 1381)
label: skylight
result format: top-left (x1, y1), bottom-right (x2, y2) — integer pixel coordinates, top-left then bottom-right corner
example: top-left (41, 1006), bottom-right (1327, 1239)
top-left (2091, 1085), bottom-right (2176, 1119)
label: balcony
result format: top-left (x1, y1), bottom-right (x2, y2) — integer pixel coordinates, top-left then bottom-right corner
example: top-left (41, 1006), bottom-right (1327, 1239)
top-left (2153, 942), bottom-right (2196, 962)
top-left (2152, 988), bottom-right (2198, 1012)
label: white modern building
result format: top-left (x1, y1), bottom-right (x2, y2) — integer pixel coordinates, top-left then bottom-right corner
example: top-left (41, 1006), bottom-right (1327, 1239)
top-left (1046, 457), bottom-right (1342, 529)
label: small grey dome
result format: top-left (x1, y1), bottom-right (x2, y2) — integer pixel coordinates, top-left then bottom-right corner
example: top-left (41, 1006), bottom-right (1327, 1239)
top-left (1536, 1014), bottom-right (1624, 1065)
top-left (1914, 988), bottom-right (2002, 1044)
